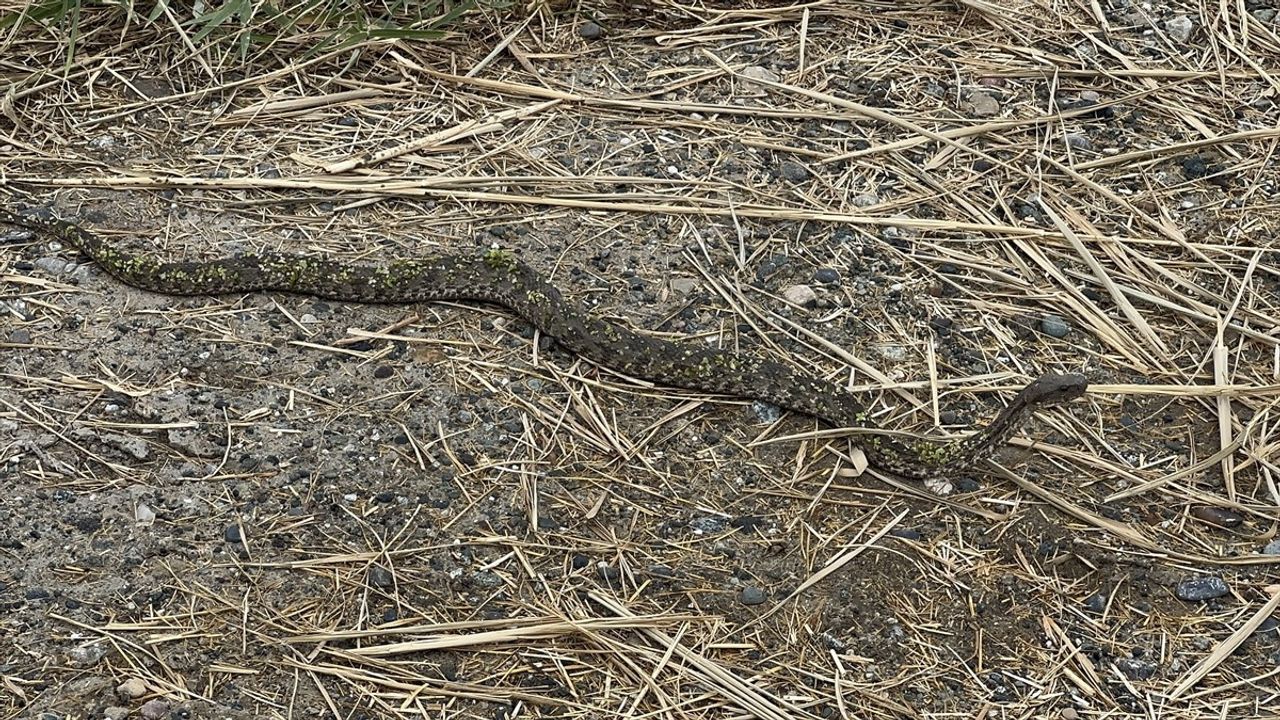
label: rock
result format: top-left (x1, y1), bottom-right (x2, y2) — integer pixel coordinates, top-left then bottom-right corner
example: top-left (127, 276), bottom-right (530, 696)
top-left (1040, 315), bottom-right (1071, 338)
top-left (852, 192), bottom-right (879, 207)
top-left (134, 503), bottom-right (156, 525)
top-left (740, 586), bottom-right (766, 605)
top-left (878, 345), bottom-right (908, 362)
top-left (967, 91), bottom-right (1001, 118)
top-left (223, 524), bottom-right (242, 543)
top-left (782, 284), bottom-right (817, 308)
top-left (668, 277), bottom-right (698, 294)
top-left (117, 677), bottom-right (148, 699)
top-left (1165, 16), bottom-right (1194, 42)
top-left (1084, 592), bottom-right (1107, 613)
top-left (1065, 133), bottom-right (1092, 151)
top-left (103, 707), bottom-right (129, 720)
top-left (1115, 657), bottom-right (1158, 680)
top-left (471, 570), bottom-right (502, 587)
top-left (578, 20), bottom-right (603, 40)
top-left (8, 328), bottom-right (31, 344)
top-left (368, 565), bottom-right (395, 588)
top-left (140, 699), bottom-right (170, 720)
top-left (740, 65), bottom-right (780, 86)
top-left (1175, 576), bottom-right (1230, 602)
top-left (813, 268), bottom-right (840, 284)
top-left (1191, 506), bottom-right (1243, 528)
top-left (34, 257), bottom-right (72, 276)
top-left (68, 643), bottom-right (107, 667)
top-left (1182, 155), bottom-right (1210, 178)
top-left (1262, 539), bottom-right (1280, 555)
top-left (779, 161), bottom-right (809, 182)
top-left (690, 516), bottom-right (727, 534)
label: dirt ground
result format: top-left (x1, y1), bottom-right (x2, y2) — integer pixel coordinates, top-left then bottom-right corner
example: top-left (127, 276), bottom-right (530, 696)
top-left (2, 2), bottom-right (1280, 719)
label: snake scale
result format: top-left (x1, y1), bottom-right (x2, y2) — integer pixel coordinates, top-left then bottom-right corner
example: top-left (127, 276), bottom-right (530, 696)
top-left (1, 207), bottom-right (1088, 481)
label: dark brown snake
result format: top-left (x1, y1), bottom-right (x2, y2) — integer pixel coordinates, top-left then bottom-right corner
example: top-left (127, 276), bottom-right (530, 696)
top-left (1, 208), bottom-right (1088, 481)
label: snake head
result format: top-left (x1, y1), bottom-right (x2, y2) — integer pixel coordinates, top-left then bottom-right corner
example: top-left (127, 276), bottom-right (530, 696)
top-left (1020, 373), bottom-right (1089, 406)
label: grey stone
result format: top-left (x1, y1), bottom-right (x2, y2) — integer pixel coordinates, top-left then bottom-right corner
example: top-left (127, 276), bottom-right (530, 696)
top-left (1175, 576), bottom-right (1230, 602)
top-left (967, 91), bottom-right (1001, 118)
top-left (1165, 16), bottom-right (1194, 42)
top-left (1041, 314), bottom-right (1071, 338)
top-left (782, 284), bottom-right (817, 308)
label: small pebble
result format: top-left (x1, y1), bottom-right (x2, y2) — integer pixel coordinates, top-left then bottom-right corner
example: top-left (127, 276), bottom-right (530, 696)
top-left (1261, 539), bottom-right (1280, 555)
top-left (140, 699), bottom-right (170, 720)
top-left (690, 516), bottom-right (727, 534)
top-left (1175, 576), bottom-right (1230, 602)
top-left (578, 20), bottom-right (602, 40)
top-left (813, 268), bottom-right (840, 284)
top-left (1165, 15), bottom-right (1194, 42)
top-left (223, 524), bottom-right (242, 543)
top-left (1190, 506), bottom-right (1243, 528)
top-left (68, 644), bottom-right (106, 667)
top-left (779, 161), bottom-right (809, 182)
top-left (471, 571), bottom-right (502, 588)
top-left (34, 257), bottom-right (72, 276)
top-left (967, 90), bottom-right (1001, 118)
top-left (852, 193), bottom-right (879, 207)
top-left (1040, 315), bottom-right (1071, 338)
top-left (8, 328), bottom-right (31, 344)
top-left (117, 677), bottom-right (148, 699)
top-left (373, 365), bottom-right (394, 379)
top-left (1115, 657), bottom-right (1158, 680)
top-left (740, 586), bottom-right (766, 605)
top-left (740, 65), bottom-right (780, 85)
top-left (668, 277), bottom-right (698, 294)
top-left (103, 707), bottom-right (129, 720)
top-left (134, 503), bottom-right (156, 525)
top-left (368, 565), bottom-right (395, 588)
top-left (1065, 133), bottom-right (1092, 151)
top-left (1182, 155), bottom-right (1210, 178)
top-left (1083, 592), bottom-right (1107, 613)
top-left (782, 284), bottom-right (818, 308)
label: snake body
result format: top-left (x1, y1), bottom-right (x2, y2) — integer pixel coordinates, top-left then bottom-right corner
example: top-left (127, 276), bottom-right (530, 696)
top-left (2, 208), bottom-right (1088, 480)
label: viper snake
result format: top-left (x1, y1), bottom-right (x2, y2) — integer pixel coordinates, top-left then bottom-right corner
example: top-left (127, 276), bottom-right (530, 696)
top-left (2, 207), bottom-right (1088, 481)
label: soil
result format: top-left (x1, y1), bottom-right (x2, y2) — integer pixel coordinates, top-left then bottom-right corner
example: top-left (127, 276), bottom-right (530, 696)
top-left (2, 3), bottom-right (1279, 719)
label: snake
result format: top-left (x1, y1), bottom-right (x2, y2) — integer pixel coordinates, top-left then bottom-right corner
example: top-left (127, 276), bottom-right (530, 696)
top-left (1, 207), bottom-right (1088, 481)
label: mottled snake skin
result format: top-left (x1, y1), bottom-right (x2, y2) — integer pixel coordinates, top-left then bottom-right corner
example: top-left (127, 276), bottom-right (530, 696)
top-left (2, 208), bottom-right (1088, 480)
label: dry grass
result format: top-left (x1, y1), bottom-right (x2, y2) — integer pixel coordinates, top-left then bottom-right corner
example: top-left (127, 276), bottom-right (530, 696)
top-left (2, 0), bottom-right (1280, 718)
